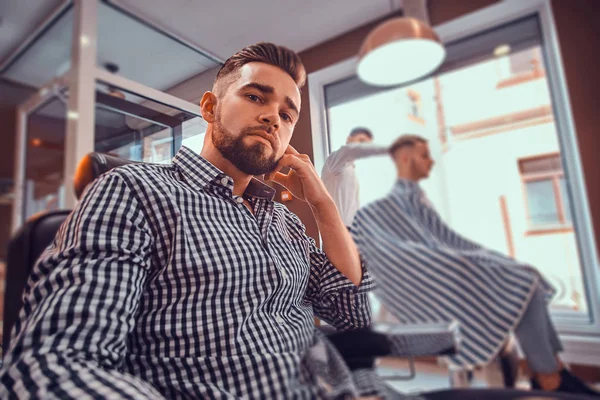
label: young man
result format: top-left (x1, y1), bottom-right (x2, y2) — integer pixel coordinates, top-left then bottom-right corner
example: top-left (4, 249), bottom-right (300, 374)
top-left (351, 134), bottom-right (599, 397)
top-left (0, 43), bottom-right (379, 399)
top-left (321, 128), bottom-right (389, 226)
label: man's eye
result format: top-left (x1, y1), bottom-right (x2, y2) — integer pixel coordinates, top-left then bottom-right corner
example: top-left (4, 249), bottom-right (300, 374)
top-left (280, 113), bottom-right (292, 122)
top-left (247, 94), bottom-right (261, 102)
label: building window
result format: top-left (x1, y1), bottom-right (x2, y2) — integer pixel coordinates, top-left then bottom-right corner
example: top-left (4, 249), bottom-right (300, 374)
top-left (519, 154), bottom-right (572, 232)
top-left (510, 48), bottom-right (540, 75)
top-left (497, 48), bottom-right (545, 89)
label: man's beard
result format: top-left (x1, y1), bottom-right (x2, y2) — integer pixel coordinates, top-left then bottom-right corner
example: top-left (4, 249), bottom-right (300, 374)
top-left (212, 116), bottom-right (279, 175)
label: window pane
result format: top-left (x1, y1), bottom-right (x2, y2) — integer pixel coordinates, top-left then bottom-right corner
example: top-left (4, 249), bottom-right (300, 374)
top-left (0, 3), bottom-right (220, 98)
top-left (509, 48), bottom-right (542, 75)
top-left (324, 16), bottom-right (542, 109)
top-left (323, 15), bottom-right (589, 317)
top-left (1, 5), bottom-right (73, 88)
top-left (181, 117), bottom-right (207, 154)
top-left (559, 177), bottom-right (572, 224)
top-left (525, 180), bottom-right (560, 226)
top-left (23, 96), bottom-right (67, 221)
top-left (97, 2), bottom-right (219, 95)
top-left (93, 82), bottom-right (199, 162)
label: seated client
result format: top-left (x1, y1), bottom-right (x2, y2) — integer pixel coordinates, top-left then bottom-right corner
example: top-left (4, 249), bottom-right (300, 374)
top-left (351, 134), bottom-right (599, 397)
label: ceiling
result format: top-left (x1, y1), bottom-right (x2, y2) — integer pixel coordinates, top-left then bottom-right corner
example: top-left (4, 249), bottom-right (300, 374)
top-left (110, 0), bottom-right (404, 60)
top-left (0, 0), bottom-right (404, 91)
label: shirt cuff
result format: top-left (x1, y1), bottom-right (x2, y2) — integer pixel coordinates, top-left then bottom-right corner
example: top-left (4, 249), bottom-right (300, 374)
top-left (321, 262), bottom-right (375, 296)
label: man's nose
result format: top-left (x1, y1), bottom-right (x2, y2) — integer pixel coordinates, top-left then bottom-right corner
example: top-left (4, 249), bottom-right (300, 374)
top-left (260, 111), bottom-right (280, 130)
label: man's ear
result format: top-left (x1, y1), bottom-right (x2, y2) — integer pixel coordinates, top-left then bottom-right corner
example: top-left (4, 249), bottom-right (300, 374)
top-left (398, 148), bottom-right (412, 165)
top-left (200, 91), bottom-right (217, 123)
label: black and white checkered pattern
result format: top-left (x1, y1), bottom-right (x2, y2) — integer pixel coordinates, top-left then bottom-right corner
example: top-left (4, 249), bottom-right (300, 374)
top-left (0, 146), bottom-right (376, 399)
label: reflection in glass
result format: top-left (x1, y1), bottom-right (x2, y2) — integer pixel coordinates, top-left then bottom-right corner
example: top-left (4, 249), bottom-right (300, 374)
top-left (96, 2), bottom-right (220, 93)
top-left (1, 2), bottom-right (220, 98)
top-left (23, 97), bottom-right (67, 221)
top-left (1, 6), bottom-right (73, 87)
top-left (94, 82), bottom-right (205, 162)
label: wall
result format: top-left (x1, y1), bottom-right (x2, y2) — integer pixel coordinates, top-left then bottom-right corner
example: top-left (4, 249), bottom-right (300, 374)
top-left (551, 0), bottom-right (600, 257)
top-left (290, 0), bottom-right (500, 241)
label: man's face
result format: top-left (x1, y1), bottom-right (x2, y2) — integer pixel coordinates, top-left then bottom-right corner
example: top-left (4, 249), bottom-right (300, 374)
top-left (410, 142), bottom-right (435, 180)
top-left (210, 62), bottom-right (301, 175)
top-left (347, 132), bottom-right (373, 144)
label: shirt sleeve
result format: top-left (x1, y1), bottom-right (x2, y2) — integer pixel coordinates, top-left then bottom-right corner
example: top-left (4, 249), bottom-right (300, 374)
top-left (323, 143), bottom-right (389, 175)
top-left (292, 219), bottom-right (375, 330)
top-left (0, 173), bottom-right (165, 399)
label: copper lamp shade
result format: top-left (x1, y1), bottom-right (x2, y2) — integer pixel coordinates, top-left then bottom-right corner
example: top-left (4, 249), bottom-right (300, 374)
top-left (357, 17), bottom-right (446, 86)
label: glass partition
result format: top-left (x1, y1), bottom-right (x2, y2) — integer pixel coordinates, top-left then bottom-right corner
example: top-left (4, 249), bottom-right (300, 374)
top-left (22, 96), bottom-right (67, 221)
top-left (94, 81), bottom-right (203, 162)
top-left (1, 1), bottom-right (220, 100)
top-left (1, 5), bottom-right (73, 88)
top-left (96, 1), bottom-right (220, 93)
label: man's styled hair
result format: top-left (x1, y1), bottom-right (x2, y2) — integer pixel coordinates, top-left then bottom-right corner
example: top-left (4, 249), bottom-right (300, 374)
top-left (214, 42), bottom-right (306, 95)
top-left (389, 134), bottom-right (428, 156)
top-left (348, 127), bottom-right (373, 140)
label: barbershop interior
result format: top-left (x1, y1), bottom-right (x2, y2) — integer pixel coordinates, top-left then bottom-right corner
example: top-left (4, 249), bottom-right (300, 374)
top-left (0, 0), bottom-right (599, 398)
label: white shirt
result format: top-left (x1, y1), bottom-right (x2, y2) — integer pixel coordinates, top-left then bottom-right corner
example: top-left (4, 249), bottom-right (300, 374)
top-left (321, 143), bottom-right (389, 226)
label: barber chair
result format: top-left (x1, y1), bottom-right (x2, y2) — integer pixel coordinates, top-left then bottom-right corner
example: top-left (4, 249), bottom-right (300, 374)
top-left (3, 153), bottom-right (134, 351)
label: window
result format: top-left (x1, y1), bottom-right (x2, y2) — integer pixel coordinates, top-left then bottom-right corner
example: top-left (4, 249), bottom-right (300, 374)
top-left (497, 47), bottom-right (545, 89)
top-left (510, 48), bottom-right (541, 75)
top-left (309, 1), bottom-right (599, 361)
top-left (520, 154), bottom-right (572, 231)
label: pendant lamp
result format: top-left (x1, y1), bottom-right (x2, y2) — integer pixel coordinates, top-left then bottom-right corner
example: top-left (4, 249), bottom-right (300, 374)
top-left (357, 17), bottom-right (445, 86)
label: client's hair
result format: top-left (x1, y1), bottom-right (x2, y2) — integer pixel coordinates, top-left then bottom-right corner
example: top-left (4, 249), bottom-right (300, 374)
top-left (389, 134), bottom-right (428, 156)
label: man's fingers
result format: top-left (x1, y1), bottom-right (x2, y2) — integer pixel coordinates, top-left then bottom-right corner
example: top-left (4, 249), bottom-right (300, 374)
top-left (277, 154), bottom-right (305, 171)
top-left (285, 145), bottom-right (300, 155)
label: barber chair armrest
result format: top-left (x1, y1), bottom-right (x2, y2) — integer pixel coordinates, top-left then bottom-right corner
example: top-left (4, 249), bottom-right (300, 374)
top-left (322, 320), bottom-right (460, 364)
top-left (372, 321), bottom-right (460, 357)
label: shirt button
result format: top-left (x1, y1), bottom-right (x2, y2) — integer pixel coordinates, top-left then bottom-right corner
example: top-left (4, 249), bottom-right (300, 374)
top-left (220, 177), bottom-right (229, 185)
top-left (236, 197), bottom-right (244, 204)
top-left (281, 270), bottom-right (288, 280)
top-left (276, 315), bottom-right (284, 324)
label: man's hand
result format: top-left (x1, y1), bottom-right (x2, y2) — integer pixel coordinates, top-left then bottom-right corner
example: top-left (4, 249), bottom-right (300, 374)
top-left (265, 145), bottom-right (332, 208)
top-left (267, 145), bottom-right (362, 286)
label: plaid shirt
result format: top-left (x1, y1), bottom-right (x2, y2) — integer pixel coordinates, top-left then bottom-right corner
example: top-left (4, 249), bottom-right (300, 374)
top-left (0, 146), bottom-right (376, 399)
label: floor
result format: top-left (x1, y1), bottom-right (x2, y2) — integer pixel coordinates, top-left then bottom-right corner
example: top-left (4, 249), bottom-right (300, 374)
top-left (375, 358), bottom-right (599, 396)
top-left (377, 358), bottom-right (493, 396)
